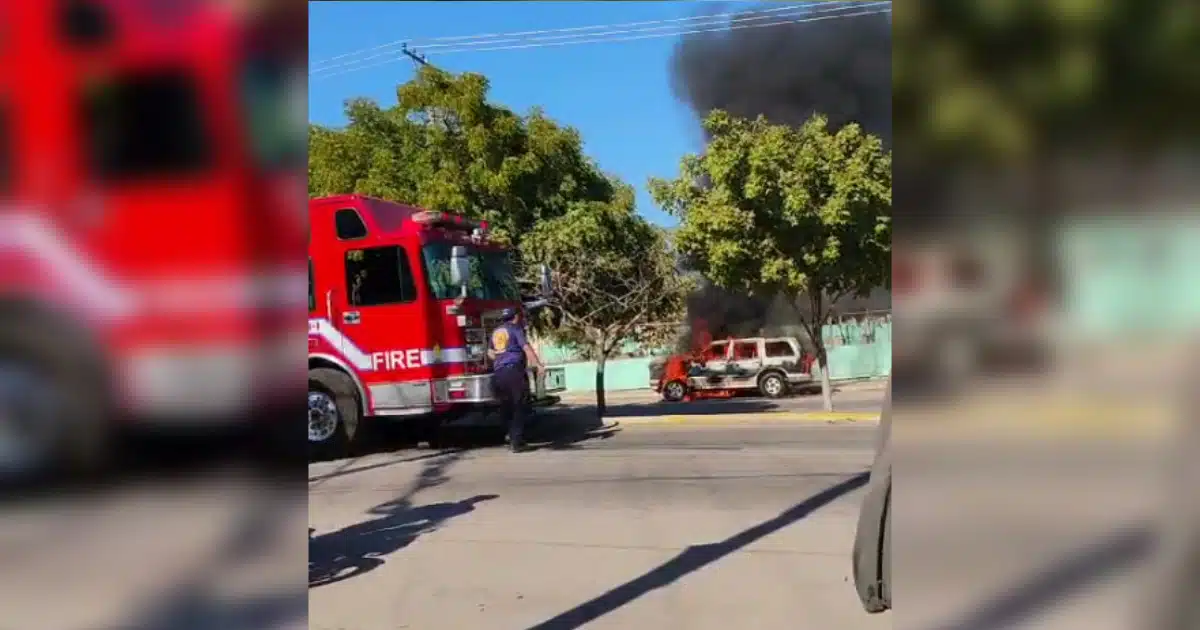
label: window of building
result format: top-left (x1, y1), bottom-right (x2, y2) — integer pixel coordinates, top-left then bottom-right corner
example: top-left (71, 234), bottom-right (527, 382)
top-left (81, 69), bottom-right (211, 182)
top-left (345, 246), bottom-right (416, 307)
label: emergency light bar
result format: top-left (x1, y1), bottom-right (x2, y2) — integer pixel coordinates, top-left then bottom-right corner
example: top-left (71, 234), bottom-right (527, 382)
top-left (411, 210), bottom-right (489, 235)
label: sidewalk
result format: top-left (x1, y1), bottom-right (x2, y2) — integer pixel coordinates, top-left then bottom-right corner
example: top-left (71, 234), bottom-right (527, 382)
top-left (557, 377), bottom-right (888, 406)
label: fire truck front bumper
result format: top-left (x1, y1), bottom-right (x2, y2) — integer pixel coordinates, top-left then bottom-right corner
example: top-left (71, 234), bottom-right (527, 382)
top-left (431, 374), bottom-right (497, 405)
top-left (119, 335), bottom-right (304, 422)
top-left (432, 366), bottom-right (567, 406)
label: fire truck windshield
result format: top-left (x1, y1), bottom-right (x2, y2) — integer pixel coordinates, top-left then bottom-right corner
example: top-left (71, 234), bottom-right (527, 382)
top-left (239, 55), bottom-right (304, 170)
top-left (422, 242), bottom-right (521, 302)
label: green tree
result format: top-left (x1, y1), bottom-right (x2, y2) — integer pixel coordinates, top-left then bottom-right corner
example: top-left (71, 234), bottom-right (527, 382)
top-left (893, 0), bottom-right (1200, 205)
top-left (308, 65), bottom-right (616, 251)
top-left (896, 0), bottom-right (1200, 159)
top-left (521, 193), bottom-right (692, 417)
top-left (650, 111), bottom-right (890, 411)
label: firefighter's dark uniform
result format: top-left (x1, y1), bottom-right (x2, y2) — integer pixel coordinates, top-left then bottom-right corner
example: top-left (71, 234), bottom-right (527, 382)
top-left (490, 314), bottom-right (530, 452)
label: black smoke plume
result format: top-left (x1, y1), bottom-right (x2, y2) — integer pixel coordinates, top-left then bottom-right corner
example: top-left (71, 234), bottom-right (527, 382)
top-left (678, 281), bottom-right (891, 353)
top-left (670, 1), bottom-right (892, 144)
top-left (667, 3), bottom-right (892, 347)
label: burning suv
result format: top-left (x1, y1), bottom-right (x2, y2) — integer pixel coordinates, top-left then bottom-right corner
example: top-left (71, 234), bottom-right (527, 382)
top-left (649, 336), bottom-right (814, 402)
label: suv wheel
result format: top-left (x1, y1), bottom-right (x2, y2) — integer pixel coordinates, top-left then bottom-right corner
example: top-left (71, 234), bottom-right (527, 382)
top-left (661, 380), bottom-right (687, 402)
top-left (758, 372), bottom-right (788, 399)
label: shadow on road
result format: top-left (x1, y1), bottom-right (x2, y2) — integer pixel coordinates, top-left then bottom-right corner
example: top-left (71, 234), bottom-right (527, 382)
top-left (309, 449), bottom-right (497, 589)
top-left (526, 471), bottom-right (871, 630)
top-left (599, 399), bottom-right (781, 418)
top-left (308, 493), bottom-right (497, 588)
top-left (928, 524), bottom-right (1155, 630)
top-left (308, 449), bottom-right (465, 485)
top-left (309, 407), bottom-right (624, 472)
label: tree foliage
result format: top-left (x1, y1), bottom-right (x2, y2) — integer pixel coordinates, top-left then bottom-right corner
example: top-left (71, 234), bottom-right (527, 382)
top-left (893, 0), bottom-right (1200, 164)
top-left (521, 195), bottom-right (691, 413)
top-left (308, 65), bottom-right (616, 249)
top-left (649, 111), bottom-right (890, 409)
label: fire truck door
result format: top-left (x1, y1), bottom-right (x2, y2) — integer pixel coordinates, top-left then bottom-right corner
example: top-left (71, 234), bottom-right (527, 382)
top-left (339, 245), bottom-right (430, 414)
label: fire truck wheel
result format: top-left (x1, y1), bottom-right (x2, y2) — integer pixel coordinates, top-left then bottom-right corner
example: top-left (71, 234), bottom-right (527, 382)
top-left (308, 368), bottom-right (363, 458)
top-left (758, 372), bottom-right (789, 399)
top-left (662, 380), bottom-right (688, 402)
top-left (0, 310), bottom-right (112, 483)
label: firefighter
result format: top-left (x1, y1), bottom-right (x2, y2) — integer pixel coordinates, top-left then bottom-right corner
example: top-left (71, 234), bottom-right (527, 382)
top-left (488, 307), bottom-right (545, 453)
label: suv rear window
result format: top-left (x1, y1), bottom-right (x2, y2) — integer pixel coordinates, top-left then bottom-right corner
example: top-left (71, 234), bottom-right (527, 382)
top-left (764, 341), bottom-right (795, 358)
top-left (81, 69), bottom-right (212, 182)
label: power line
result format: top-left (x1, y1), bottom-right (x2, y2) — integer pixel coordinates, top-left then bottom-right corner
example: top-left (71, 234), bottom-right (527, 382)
top-left (310, 2), bottom-right (820, 71)
top-left (311, 5), bottom-right (889, 81)
top-left (310, 2), bottom-right (840, 73)
top-left (419, 3), bottom-right (876, 52)
top-left (432, 3), bottom-right (889, 54)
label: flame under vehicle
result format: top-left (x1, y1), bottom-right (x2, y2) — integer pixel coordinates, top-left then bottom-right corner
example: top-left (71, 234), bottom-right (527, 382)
top-left (308, 195), bottom-right (567, 457)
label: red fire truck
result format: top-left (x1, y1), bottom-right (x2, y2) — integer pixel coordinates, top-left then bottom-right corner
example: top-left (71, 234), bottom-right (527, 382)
top-left (0, 0), bottom-right (306, 479)
top-left (307, 195), bottom-right (567, 456)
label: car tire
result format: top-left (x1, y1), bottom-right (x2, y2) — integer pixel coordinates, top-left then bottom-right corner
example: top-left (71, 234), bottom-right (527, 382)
top-left (308, 367), bottom-right (363, 460)
top-left (758, 372), bottom-right (789, 399)
top-left (661, 380), bottom-right (687, 402)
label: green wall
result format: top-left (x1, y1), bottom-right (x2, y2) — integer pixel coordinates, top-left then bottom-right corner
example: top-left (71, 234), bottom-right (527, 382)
top-left (544, 321), bottom-right (891, 393)
top-left (822, 319), bottom-right (892, 380)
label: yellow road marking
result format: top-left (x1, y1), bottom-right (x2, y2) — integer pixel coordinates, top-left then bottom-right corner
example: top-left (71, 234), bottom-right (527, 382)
top-left (618, 411), bottom-right (880, 425)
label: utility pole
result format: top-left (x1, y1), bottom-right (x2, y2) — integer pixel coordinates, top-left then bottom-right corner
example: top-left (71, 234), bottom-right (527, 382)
top-left (400, 43), bottom-right (430, 67)
top-left (401, 43), bottom-right (447, 130)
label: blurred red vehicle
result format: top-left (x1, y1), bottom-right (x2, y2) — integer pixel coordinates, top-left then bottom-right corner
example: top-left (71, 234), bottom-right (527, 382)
top-left (0, 0), bottom-right (306, 479)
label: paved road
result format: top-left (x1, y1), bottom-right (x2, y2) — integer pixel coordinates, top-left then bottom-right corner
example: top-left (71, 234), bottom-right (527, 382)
top-left (309, 419), bottom-right (887, 630)
top-left (0, 465), bottom-right (307, 630)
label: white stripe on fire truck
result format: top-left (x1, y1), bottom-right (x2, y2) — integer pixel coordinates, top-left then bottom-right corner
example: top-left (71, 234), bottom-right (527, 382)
top-left (422, 347), bottom-right (469, 364)
top-left (0, 212), bottom-right (138, 317)
top-left (308, 318), bottom-right (468, 371)
top-left (0, 212), bottom-right (309, 315)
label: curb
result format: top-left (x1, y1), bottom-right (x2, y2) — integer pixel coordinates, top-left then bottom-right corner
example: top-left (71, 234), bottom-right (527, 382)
top-left (613, 411), bottom-right (880, 426)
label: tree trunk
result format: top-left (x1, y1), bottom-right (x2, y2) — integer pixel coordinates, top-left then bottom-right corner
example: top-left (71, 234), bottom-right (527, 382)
top-left (817, 343), bottom-right (834, 412)
top-left (595, 354), bottom-right (608, 419)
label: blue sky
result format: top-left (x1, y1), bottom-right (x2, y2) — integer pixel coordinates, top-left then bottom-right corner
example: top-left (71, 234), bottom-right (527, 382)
top-left (308, 1), bottom-right (763, 227)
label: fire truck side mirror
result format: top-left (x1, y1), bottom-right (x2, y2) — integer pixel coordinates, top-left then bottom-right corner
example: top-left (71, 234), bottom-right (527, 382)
top-left (538, 264), bottom-right (553, 297)
top-left (449, 245), bottom-right (471, 288)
